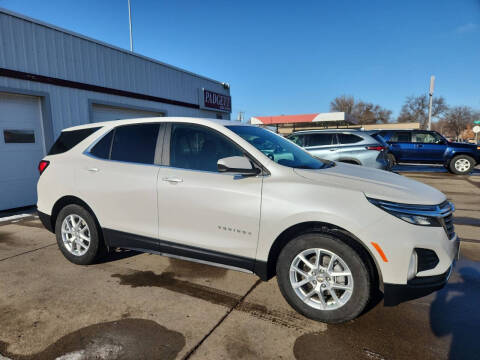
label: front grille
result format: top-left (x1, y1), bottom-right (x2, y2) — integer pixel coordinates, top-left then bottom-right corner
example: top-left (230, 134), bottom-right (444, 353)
top-left (438, 201), bottom-right (456, 240)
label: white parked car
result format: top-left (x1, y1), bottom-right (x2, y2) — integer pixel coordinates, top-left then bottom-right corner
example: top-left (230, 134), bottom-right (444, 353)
top-left (37, 117), bottom-right (459, 323)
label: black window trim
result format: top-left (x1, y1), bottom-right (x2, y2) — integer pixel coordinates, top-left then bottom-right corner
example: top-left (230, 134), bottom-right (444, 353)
top-left (84, 123), bottom-right (165, 166)
top-left (162, 122), bottom-right (270, 176)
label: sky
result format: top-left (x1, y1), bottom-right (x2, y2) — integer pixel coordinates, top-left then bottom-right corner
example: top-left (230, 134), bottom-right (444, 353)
top-left (1, 0), bottom-right (479, 121)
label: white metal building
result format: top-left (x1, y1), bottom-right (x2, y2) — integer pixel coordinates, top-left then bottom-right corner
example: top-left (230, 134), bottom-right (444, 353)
top-left (0, 8), bottom-right (232, 211)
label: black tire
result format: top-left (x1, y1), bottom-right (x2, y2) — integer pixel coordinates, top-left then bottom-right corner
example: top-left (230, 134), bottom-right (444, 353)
top-left (55, 204), bottom-right (105, 265)
top-left (449, 155), bottom-right (475, 175)
top-left (387, 153), bottom-right (396, 168)
top-left (276, 233), bottom-right (371, 324)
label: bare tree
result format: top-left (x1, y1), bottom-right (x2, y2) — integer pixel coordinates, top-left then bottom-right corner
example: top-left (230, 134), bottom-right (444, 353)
top-left (397, 95), bottom-right (448, 128)
top-left (330, 95), bottom-right (355, 114)
top-left (330, 95), bottom-right (392, 125)
top-left (443, 106), bottom-right (475, 140)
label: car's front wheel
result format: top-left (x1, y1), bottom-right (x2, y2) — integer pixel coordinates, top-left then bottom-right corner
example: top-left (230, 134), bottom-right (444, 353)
top-left (276, 233), bottom-right (371, 323)
top-left (449, 155), bottom-right (475, 175)
top-left (55, 204), bottom-right (104, 265)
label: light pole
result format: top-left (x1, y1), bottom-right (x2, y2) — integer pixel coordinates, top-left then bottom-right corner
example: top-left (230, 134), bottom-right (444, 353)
top-left (427, 75), bottom-right (435, 130)
top-left (128, 0), bottom-right (133, 52)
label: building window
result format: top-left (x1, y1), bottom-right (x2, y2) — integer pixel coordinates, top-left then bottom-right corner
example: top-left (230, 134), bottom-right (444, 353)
top-left (3, 130), bottom-right (35, 143)
top-left (216, 114), bottom-right (223, 120)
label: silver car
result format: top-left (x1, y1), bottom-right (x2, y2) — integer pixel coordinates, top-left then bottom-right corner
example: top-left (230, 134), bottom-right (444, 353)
top-left (286, 129), bottom-right (389, 170)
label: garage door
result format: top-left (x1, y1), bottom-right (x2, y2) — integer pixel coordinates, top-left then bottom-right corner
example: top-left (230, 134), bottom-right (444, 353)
top-left (0, 93), bottom-right (45, 211)
top-left (91, 104), bottom-right (164, 123)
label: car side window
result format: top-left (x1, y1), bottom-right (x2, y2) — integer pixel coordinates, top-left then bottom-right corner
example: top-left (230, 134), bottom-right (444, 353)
top-left (110, 123), bottom-right (160, 164)
top-left (90, 130), bottom-right (114, 159)
top-left (413, 132), bottom-right (443, 144)
top-left (170, 124), bottom-right (244, 172)
top-left (307, 133), bottom-right (335, 147)
top-left (390, 132), bottom-right (412, 142)
top-left (337, 133), bottom-right (362, 144)
top-left (288, 134), bottom-right (306, 147)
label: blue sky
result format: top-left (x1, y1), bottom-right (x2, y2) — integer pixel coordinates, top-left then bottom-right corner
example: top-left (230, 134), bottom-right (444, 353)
top-left (1, 0), bottom-right (479, 121)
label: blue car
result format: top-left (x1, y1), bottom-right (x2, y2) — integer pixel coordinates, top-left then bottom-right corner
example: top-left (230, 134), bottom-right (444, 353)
top-left (373, 129), bottom-right (480, 175)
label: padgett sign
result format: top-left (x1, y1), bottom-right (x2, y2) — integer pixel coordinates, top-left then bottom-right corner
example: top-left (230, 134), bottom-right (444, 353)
top-left (203, 89), bottom-right (231, 112)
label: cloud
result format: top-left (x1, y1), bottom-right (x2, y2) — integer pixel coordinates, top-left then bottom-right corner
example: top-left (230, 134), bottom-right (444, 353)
top-left (455, 22), bottom-right (478, 33)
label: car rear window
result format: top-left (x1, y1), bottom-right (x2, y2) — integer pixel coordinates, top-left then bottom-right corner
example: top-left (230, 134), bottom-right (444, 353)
top-left (90, 130), bottom-right (114, 159)
top-left (110, 123), bottom-right (160, 164)
top-left (338, 133), bottom-right (362, 144)
top-left (48, 127), bottom-right (101, 155)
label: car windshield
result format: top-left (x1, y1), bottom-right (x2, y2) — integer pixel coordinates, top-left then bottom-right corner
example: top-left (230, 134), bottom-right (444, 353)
top-left (226, 125), bottom-right (326, 169)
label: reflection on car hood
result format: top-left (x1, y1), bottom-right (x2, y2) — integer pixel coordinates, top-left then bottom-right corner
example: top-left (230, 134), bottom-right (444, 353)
top-left (448, 141), bottom-right (478, 149)
top-left (294, 162), bottom-right (446, 205)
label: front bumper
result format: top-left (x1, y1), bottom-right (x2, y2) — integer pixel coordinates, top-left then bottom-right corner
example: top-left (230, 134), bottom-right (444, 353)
top-left (383, 265), bottom-right (453, 306)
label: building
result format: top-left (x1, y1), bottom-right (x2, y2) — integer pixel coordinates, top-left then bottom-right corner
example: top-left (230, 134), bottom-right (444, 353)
top-left (251, 112), bottom-right (420, 135)
top-left (0, 8), bottom-right (232, 211)
top-left (250, 112), bottom-right (357, 135)
top-left (361, 122), bottom-right (421, 131)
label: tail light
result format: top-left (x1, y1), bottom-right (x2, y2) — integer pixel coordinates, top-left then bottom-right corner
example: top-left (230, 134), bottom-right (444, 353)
top-left (38, 160), bottom-right (50, 175)
top-left (366, 146), bottom-right (385, 151)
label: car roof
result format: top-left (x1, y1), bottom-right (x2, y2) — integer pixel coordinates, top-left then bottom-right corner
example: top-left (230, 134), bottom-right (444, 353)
top-left (62, 117), bottom-right (245, 132)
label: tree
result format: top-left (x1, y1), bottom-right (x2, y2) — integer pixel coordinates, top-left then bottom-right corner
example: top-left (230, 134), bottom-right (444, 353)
top-left (442, 106), bottom-right (475, 140)
top-left (397, 95), bottom-right (448, 129)
top-left (330, 95), bottom-right (392, 125)
top-left (330, 95), bottom-right (355, 114)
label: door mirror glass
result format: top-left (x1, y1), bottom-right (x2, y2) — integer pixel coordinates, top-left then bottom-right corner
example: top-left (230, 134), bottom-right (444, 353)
top-left (217, 156), bottom-right (260, 175)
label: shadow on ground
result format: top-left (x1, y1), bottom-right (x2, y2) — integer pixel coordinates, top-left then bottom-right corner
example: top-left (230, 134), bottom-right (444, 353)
top-left (293, 260), bottom-right (480, 360)
top-left (0, 318), bottom-right (185, 360)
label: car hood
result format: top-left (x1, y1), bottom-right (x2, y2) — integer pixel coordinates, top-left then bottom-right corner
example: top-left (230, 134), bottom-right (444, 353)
top-left (294, 163), bottom-right (446, 205)
top-left (448, 141), bottom-right (479, 149)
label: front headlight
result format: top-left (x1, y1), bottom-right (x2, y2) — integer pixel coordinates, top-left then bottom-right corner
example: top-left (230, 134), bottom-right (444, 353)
top-left (367, 197), bottom-right (442, 227)
top-left (393, 213), bottom-right (440, 226)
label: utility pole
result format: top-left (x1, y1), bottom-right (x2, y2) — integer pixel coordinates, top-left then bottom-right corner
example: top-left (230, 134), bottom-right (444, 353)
top-left (427, 75), bottom-right (435, 130)
top-left (128, 0), bottom-right (134, 52)
top-left (237, 111), bottom-right (245, 122)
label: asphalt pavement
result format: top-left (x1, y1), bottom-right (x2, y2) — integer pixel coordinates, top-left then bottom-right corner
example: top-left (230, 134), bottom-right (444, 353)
top-left (0, 167), bottom-right (479, 359)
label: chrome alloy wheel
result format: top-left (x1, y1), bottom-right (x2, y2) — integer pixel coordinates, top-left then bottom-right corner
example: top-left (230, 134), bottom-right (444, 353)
top-left (289, 248), bottom-right (354, 310)
top-left (454, 158), bottom-right (471, 173)
top-left (61, 214), bottom-right (91, 256)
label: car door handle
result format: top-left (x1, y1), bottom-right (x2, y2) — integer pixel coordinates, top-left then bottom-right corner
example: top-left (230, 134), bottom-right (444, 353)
top-left (162, 177), bottom-right (183, 184)
top-left (87, 168), bottom-right (99, 172)
top-left (329, 148), bottom-right (337, 151)
top-left (417, 144), bottom-right (423, 148)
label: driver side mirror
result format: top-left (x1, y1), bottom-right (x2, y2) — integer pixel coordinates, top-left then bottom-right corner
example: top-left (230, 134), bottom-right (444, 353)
top-left (217, 156), bottom-right (260, 176)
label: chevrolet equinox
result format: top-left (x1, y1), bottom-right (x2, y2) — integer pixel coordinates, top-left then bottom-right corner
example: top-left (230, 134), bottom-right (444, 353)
top-left (37, 117), bottom-right (459, 323)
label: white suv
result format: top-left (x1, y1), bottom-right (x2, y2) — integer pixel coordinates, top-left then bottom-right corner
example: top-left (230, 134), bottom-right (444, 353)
top-left (37, 117), bottom-right (459, 323)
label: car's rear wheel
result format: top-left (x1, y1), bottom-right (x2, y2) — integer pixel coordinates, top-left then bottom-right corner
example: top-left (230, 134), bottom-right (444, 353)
top-left (449, 155), bottom-right (475, 175)
top-left (387, 153), bottom-right (396, 168)
top-left (276, 233), bottom-right (371, 323)
top-left (55, 204), bottom-right (104, 265)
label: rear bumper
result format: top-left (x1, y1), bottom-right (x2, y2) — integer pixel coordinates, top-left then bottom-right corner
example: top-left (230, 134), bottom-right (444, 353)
top-left (383, 265), bottom-right (452, 306)
top-left (38, 211), bottom-right (54, 233)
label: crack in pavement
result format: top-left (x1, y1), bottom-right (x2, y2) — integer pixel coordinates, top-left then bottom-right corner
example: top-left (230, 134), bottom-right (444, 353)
top-left (181, 279), bottom-right (262, 360)
top-left (0, 243), bottom-right (56, 262)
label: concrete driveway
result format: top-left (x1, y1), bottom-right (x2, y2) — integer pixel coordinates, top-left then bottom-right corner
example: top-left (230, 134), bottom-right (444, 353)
top-left (1, 171), bottom-right (479, 359)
